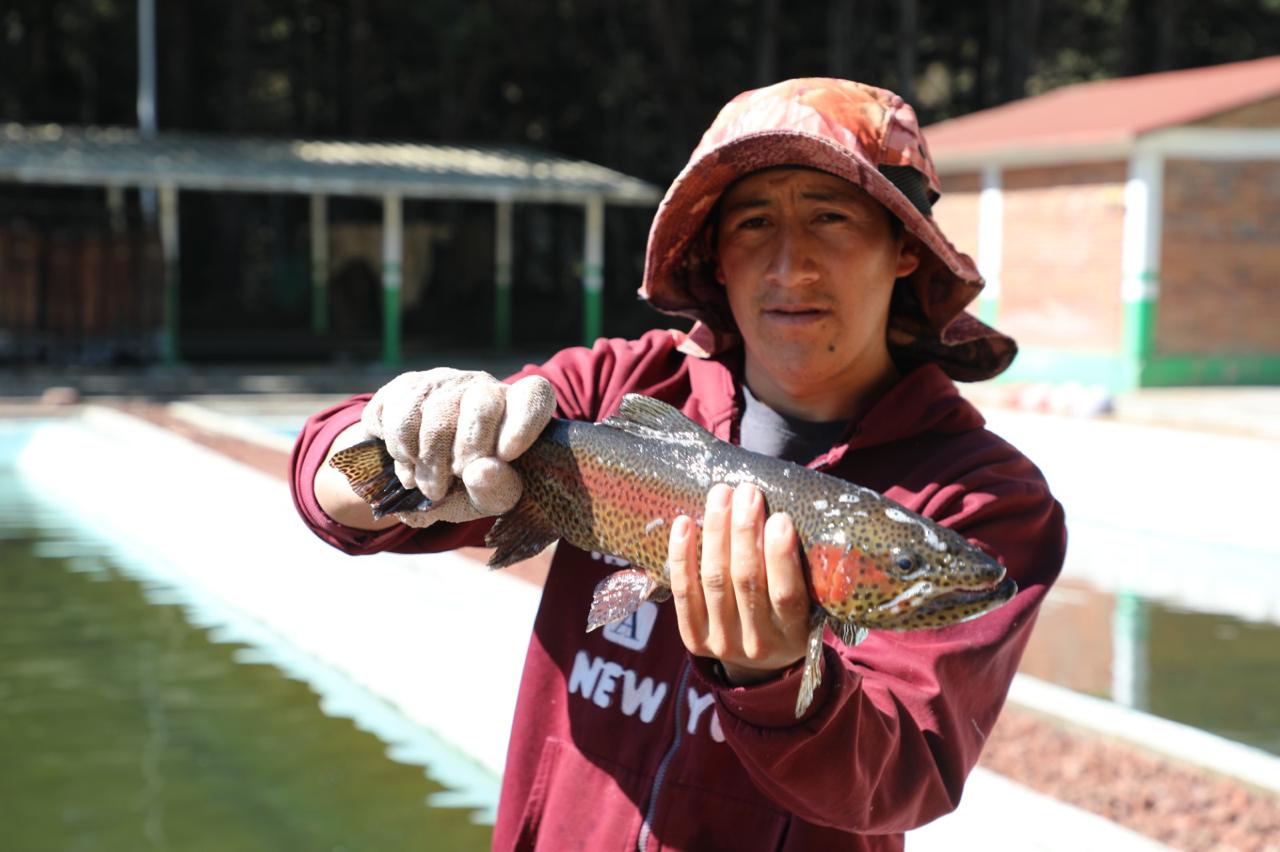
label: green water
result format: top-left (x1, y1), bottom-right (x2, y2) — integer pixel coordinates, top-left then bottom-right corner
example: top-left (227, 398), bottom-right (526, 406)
top-left (0, 467), bottom-right (492, 852)
top-left (1144, 603), bottom-right (1280, 756)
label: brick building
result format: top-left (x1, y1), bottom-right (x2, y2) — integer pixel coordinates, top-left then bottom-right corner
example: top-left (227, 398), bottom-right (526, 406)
top-left (926, 55), bottom-right (1280, 390)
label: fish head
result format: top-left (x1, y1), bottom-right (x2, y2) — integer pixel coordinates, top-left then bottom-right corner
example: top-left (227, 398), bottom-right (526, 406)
top-left (803, 498), bottom-right (1016, 631)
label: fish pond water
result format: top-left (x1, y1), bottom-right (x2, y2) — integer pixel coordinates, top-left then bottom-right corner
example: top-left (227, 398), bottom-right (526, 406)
top-left (0, 424), bottom-right (493, 852)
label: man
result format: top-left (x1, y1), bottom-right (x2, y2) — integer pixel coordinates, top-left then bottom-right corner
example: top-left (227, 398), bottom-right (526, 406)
top-left (292, 78), bottom-right (1066, 851)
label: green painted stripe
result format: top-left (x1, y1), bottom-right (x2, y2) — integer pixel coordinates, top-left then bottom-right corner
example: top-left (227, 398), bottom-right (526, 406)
top-left (495, 286), bottom-right (511, 351)
top-left (997, 347), bottom-right (1135, 392)
top-left (1122, 298), bottom-right (1156, 361)
top-left (994, 346), bottom-right (1280, 391)
top-left (163, 261), bottom-right (180, 365)
top-left (977, 298), bottom-right (998, 326)
top-left (311, 272), bottom-right (329, 335)
top-left (1143, 354), bottom-right (1280, 386)
top-left (382, 288), bottom-right (401, 367)
top-left (583, 288), bottom-right (602, 345)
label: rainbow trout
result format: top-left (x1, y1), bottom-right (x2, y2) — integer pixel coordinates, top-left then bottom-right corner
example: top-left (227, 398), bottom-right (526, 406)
top-left (332, 393), bottom-right (1016, 716)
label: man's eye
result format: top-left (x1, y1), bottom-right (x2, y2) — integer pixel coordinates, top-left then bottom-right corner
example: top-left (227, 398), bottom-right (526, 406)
top-left (738, 216), bottom-right (768, 229)
top-left (816, 211), bottom-right (848, 223)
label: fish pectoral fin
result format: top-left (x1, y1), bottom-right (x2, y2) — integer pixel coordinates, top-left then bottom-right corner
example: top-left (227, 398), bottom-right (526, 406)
top-left (795, 607), bottom-right (828, 719)
top-left (330, 440), bottom-right (432, 520)
top-left (586, 568), bottom-right (663, 632)
top-left (601, 394), bottom-right (717, 446)
top-left (645, 584), bottom-right (672, 604)
top-left (830, 618), bottom-right (869, 648)
top-left (485, 495), bottom-right (559, 570)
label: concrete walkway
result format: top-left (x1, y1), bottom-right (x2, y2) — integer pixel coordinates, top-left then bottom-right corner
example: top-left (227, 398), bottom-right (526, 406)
top-left (908, 767), bottom-right (1173, 851)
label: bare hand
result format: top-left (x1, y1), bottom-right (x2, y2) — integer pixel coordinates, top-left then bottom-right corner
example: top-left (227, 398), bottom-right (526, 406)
top-left (668, 482), bottom-right (812, 685)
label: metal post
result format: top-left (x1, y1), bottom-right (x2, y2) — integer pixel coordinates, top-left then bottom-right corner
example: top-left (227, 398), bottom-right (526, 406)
top-left (494, 199), bottom-right (513, 351)
top-left (382, 193), bottom-right (403, 367)
top-left (310, 193), bottom-right (329, 335)
top-left (977, 164), bottom-right (1003, 326)
top-left (158, 184), bottom-right (180, 365)
top-left (106, 186), bottom-right (127, 233)
top-left (137, 0), bottom-right (158, 223)
top-left (1111, 591), bottom-right (1150, 710)
top-left (582, 196), bottom-right (604, 345)
top-left (1121, 150), bottom-right (1164, 389)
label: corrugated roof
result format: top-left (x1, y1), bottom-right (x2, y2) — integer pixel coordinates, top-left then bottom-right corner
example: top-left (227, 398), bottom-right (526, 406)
top-left (0, 124), bottom-right (662, 205)
top-left (926, 55), bottom-right (1280, 167)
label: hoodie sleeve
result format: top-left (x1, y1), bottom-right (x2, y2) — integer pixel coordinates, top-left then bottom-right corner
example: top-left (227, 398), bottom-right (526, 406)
top-left (288, 331), bottom-right (688, 556)
top-left (692, 444), bottom-right (1067, 834)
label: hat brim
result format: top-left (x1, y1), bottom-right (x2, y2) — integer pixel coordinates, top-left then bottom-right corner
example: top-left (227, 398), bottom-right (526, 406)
top-left (641, 129), bottom-right (1016, 381)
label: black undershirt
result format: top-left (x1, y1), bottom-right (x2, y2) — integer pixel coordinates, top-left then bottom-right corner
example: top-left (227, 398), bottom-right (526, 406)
top-left (738, 384), bottom-right (849, 466)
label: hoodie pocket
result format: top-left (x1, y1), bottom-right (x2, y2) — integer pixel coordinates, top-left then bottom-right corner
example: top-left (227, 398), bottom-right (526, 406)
top-left (511, 737), bottom-right (647, 852)
top-left (509, 737), bottom-right (791, 852)
top-left (644, 779), bottom-right (789, 851)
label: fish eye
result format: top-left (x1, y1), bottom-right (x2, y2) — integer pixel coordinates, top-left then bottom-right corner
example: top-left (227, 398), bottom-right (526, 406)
top-left (891, 549), bottom-right (918, 574)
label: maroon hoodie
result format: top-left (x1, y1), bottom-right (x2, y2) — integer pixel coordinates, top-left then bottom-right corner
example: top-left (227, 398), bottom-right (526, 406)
top-left (290, 329), bottom-right (1066, 851)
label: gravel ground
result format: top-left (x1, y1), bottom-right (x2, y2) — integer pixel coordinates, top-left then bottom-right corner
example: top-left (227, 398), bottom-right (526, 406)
top-left (982, 706), bottom-right (1280, 852)
top-left (102, 403), bottom-right (1280, 852)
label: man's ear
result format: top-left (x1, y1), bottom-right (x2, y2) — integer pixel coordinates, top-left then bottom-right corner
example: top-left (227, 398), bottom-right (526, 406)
top-left (895, 234), bottom-right (922, 279)
top-left (713, 258), bottom-right (726, 286)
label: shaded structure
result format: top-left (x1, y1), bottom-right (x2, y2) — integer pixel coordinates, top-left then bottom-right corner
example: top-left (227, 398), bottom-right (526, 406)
top-left (926, 55), bottom-right (1280, 390)
top-left (0, 124), bottom-right (661, 365)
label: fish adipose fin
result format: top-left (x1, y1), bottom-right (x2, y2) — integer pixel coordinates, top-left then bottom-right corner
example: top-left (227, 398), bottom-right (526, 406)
top-left (603, 395), bottom-right (717, 446)
top-left (586, 568), bottom-right (669, 632)
top-left (330, 439), bottom-right (433, 520)
top-left (486, 496), bottom-right (559, 570)
top-left (795, 607), bottom-right (829, 718)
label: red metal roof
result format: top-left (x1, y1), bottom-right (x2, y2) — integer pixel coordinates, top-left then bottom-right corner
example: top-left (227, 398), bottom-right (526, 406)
top-left (925, 55), bottom-right (1280, 160)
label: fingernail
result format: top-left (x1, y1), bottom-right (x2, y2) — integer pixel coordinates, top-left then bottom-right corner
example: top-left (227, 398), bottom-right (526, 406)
top-left (733, 482), bottom-right (756, 513)
top-left (710, 483), bottom-right (732, 509)
top-left (670, 515), bottom-right (689, 541)
top-left (767, 512), bottom-right (792, 537)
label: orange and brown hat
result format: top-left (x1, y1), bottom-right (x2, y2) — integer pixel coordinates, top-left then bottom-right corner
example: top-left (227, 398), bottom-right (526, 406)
top-left (639, 77), bottom-right (1015, 382)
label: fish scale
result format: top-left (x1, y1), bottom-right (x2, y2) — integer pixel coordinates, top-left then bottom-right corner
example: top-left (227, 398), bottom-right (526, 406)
top-left (331, 392), bottom-right (1017, 717)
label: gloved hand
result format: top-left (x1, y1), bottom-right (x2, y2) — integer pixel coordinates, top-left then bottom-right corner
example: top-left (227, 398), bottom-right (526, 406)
top-left (360, 368), bottom-right (556, 527)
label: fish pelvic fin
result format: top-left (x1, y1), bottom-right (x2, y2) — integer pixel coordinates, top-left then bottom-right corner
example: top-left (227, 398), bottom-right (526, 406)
top-left (329, 439), bottom-right (432, 520)
top-left (830, 618), bottom-right (869, 649)
top-left (602, 394), bottom-right (717, 446)
top-left (485, 495), bottom-right (559, 570)
top-left (795, 607), bottom-right (829, 719)
top-left (586, 568), bottom-right (667, 632)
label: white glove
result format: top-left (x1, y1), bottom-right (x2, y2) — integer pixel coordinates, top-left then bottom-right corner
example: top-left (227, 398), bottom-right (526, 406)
top-left (360, 368), bottom-right (556, 527)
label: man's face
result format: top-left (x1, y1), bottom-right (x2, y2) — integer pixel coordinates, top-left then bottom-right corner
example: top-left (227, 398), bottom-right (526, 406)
top-left (714, 167), bottom-right (919, 415)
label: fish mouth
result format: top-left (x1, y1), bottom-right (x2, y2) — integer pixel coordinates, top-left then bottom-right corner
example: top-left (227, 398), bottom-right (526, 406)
top-left (868, 576), bottom-right (1018, 629)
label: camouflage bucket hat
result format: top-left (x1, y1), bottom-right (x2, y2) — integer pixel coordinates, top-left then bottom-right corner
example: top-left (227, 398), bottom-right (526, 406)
top-left (640, 77), bottom-right (1016, 382)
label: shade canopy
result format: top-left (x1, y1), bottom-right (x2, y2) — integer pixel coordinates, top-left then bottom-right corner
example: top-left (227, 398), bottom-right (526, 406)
top-left (0, 123), bottom-right (662, 205)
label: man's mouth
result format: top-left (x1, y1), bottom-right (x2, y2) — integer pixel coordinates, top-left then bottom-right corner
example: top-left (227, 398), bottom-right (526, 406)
top-left (762, 305), bottom-right (827, 323)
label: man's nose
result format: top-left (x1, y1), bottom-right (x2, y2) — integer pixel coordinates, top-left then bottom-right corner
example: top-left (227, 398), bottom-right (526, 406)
top-left (765, 225), bottom-right (819, 287)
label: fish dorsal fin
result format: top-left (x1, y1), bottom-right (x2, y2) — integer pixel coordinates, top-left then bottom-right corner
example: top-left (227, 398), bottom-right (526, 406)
top-left (602, 394), bottom-right (716, 446)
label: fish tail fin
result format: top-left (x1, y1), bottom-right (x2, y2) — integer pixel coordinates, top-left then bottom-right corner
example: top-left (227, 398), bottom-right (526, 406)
top-left (586, 568), bottom-right (668, 632)
top-left (329, 439), bottom-right (432, 520)
top-left (485, 495), bottom-right (559, 570)
top-left (794, 607), bottom-right (829, 719)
